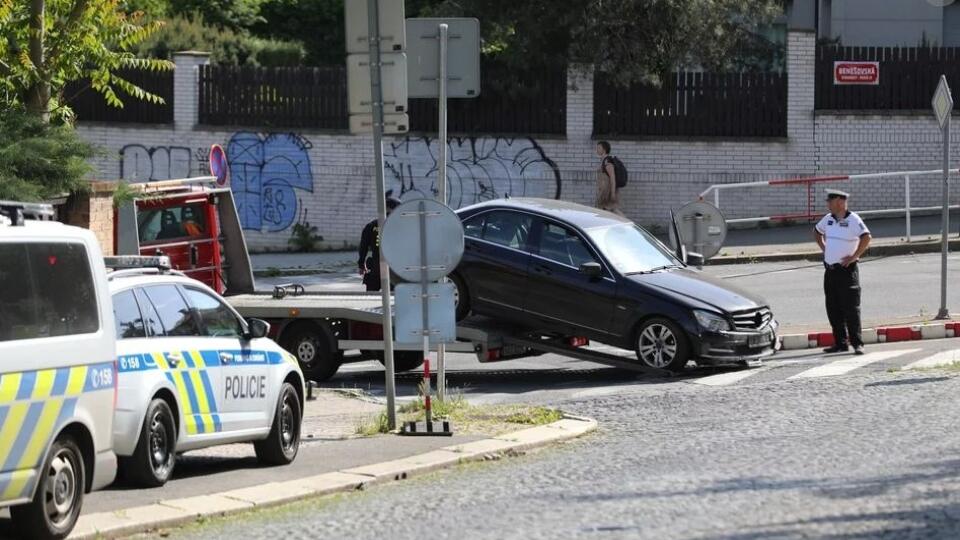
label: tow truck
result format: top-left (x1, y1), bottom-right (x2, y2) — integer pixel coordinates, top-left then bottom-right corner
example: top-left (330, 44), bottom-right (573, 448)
top-left (112, 177), bottom-right (673, 382)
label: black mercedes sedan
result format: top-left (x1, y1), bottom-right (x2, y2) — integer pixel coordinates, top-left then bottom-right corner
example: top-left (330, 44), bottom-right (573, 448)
top-left (450, 198), bottom-right (778, 371)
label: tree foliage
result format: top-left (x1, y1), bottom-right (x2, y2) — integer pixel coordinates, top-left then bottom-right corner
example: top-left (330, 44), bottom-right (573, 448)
top-left (0, 110), bottom-right (96, 201)
top-left (252, 0), bottom-right (439, 66)
top-left (166, 0), bottom-right (267, 31)
top-left (135, 13), bottom-right (306, 66)
top-left (426, 0), bottom-right (785, 86)
top-left (0, 0), bottom-right (174, 122)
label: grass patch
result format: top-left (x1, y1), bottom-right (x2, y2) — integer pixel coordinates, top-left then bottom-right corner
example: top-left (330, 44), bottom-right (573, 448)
top-left (262, 266), bottom-right (282, 277)
top-left (354, 387), bottom-right (564, 436)
top-left (354, 410), bottom-right (392, 436)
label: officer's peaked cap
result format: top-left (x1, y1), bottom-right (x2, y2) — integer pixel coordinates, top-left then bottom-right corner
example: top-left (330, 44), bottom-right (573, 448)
top-left (825, 189), bottom-right (850, 200)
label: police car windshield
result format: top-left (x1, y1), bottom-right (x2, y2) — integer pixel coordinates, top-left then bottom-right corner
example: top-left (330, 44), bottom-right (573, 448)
top-left (586, 224), bottom-right (680, 274)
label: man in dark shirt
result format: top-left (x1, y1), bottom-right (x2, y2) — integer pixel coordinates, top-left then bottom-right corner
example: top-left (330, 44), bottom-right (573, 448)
top-left (358, 195), bottom-right (402, 291)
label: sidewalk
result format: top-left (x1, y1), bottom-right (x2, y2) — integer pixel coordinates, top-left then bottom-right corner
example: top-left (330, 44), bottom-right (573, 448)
top-left (714, 212), bottom-right (960, 264)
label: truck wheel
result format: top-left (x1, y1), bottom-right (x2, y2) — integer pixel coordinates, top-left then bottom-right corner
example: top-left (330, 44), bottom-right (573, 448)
top-left (451, 273), bottom-right (470, 321)
top-left (12, 435), bottom-right (85, 540)
top-left (378, 350), bottom-right (425, 372)
top-left (635, 317), bottom-right (690, 372)
top-left (282, 322), bottom-right (341, 382)
top-left (124, 398), bottom-right (177, 488)
top-left (254, 383), bottom-right (301, 465)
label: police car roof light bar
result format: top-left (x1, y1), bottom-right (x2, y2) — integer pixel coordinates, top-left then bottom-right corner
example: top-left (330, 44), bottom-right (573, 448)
top-left (104, 255), bottom-right (173, 271)
top-left (0, 200), bottom-right (55, 226)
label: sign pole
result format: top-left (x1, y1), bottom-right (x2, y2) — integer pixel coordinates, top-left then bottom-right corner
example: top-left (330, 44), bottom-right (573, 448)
top-left (436, 22), bottom-right (449, 402)
top-left (938, 110), bottom-right (951, 319)
top-left (933, 75), bottom-right (953, 320)
top-left (367, 0), bottom-right (397, 429)
top-left (418, 200), bottom-right (432, 420)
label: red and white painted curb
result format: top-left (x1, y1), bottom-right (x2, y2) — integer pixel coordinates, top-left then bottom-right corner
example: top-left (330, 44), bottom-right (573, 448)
top-left (780, 322), bottom-right (960, 351)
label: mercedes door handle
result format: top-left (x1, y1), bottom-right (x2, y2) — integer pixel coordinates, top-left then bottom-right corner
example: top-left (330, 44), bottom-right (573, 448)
top-left (532, 265), bottom-right (553, 276)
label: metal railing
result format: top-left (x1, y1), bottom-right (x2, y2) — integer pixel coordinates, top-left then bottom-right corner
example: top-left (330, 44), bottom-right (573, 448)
top-left (699, 169), bottom-right (960, 242)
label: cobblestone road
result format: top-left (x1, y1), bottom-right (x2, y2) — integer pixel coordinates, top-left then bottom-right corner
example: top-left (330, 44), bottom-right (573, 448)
top-left (168, 361), bottom-right (960, 540)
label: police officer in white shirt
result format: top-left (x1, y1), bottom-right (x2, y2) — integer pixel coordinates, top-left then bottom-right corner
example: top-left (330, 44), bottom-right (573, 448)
top-left (814, 189), bottom-right (872, 355)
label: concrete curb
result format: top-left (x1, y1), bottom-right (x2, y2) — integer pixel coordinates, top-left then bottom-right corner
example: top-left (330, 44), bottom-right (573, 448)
top-left (779, 322), bottom-right (960, 351)
top-left (711, 237), bottom-right (960, 266)
top-left (68, 414), bottom-right (597, 539)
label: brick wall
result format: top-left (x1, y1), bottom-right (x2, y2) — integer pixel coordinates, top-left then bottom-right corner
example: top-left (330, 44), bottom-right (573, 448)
top-left (62, 181), bottom-right (117, 255)
top-left (76, 39), bottom-right (960, 252)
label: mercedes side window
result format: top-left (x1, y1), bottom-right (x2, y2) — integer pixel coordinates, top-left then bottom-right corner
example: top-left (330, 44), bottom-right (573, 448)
top-left (142, 285), bottom-right (201, 337)
top-left (481, 211), bottom-right (532, 250)
top-left (180, 287), bottom-right (244, 338)
top-left (538, 223), bottom-right (597, 268)
top-left (0, 242), bottom-right (99, 342)
top-left (463, 214), bottom-right (484, 239)
top-left (112, 290), bottom-right (146, 340)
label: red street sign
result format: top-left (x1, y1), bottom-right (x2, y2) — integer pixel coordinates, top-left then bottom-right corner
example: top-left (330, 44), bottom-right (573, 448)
top-left (834, 61), bottom-right (880, 85)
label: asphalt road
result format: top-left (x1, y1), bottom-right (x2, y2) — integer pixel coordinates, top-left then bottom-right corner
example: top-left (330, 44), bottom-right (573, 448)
top-left (165, 337), bottom-right (960, 539)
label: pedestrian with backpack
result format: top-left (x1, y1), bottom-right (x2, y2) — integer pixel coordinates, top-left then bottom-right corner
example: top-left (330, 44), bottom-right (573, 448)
top-left (595, 141), bottom-right (626, 216)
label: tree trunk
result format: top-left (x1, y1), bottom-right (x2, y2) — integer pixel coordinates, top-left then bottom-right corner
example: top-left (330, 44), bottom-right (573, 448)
top-left (25, 0), bottom-right (49, 121)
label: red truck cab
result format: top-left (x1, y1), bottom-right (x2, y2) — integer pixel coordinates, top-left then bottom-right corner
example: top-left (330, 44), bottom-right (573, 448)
top-left (114, 177), bottom-right (254, 295)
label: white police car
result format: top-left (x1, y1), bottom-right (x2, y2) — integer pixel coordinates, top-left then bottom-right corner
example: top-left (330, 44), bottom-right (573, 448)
top-left (106, 257), bottom-right (304, 486)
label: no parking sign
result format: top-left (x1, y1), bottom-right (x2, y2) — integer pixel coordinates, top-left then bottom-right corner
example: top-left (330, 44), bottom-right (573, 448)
top-left (209, 144), bottom-right (230, 186)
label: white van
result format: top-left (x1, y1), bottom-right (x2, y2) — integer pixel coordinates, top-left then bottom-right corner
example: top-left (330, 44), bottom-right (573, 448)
top-left (0, 202), bottom-right (117, 539)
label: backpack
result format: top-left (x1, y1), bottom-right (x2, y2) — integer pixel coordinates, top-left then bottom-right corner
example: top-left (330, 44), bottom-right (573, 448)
top-left (605, 156), bottom-right (628, 189)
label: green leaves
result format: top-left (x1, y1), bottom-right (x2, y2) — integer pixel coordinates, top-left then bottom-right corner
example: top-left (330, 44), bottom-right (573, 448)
top-left (0, 109), bottom-right (96, 201)
top-left (0, 0), bottom-right (175, 119)
top-left (430, 0), bottom-right (785, 87)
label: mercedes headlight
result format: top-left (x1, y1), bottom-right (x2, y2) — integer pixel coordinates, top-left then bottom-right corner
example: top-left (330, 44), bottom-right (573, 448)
top-left (694, 310), bottom-right (732, 332)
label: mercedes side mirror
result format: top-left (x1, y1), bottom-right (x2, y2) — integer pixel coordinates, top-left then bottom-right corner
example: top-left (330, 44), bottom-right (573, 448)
top-left (245, 318), bottom-right (271, 340)
top-left (686, 251), bottom-right (705, 268)
top-left (580, 262), bottom-right (603, 278)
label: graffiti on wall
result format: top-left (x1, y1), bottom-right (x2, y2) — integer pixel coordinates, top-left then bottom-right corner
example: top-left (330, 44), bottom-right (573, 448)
top-left (120, 145), bottom-right (198, 182)
top-left (383, 137), bottom-right (561, 208)
top-left (226, 132), bottom-right (314, 232)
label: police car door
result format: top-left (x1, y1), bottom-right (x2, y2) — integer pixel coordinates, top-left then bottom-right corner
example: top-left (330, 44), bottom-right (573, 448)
top-left (179, 286), bottom-right (271, 434)
top-left (138, 285), bottom-right (224, 440)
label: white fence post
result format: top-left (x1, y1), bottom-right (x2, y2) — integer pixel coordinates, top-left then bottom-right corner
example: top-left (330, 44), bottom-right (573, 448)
top-left (905, 175), bottom-right (911, 243)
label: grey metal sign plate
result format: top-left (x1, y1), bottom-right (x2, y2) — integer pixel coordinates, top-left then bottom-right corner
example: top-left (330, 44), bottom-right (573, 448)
top-left (349, 113), bottom-right (409, 134)
top-left (381, 199), bottom-right (464, 282)
top-left (672, 200), bottom-right (727, 260)
top-left (405, 18), bottom-right (480, 98)
top-left (344, 0), bottom-right (406, 54)
top-left (347, 52), bottom-right (408, 114)
top-left (394, 282), bottom-right (457, 344)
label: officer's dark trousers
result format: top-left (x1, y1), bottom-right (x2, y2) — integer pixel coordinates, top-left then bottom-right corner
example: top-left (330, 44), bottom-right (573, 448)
top-left (824, 263), bottom-right (862, 347)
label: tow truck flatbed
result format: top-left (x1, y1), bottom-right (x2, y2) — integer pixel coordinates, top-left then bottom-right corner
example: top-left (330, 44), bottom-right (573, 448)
top-left (226, 287), bottom-right (673, 380)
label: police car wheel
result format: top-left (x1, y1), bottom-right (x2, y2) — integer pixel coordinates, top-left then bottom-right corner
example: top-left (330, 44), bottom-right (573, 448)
top-left (127, 399), bottom-right (177, 487)
top-left (635, 317), bottom-right (689, 372)
top-left (11, 435), bottom-right (85, 540)
top-left (255, 383), bottom-right (301, 465)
